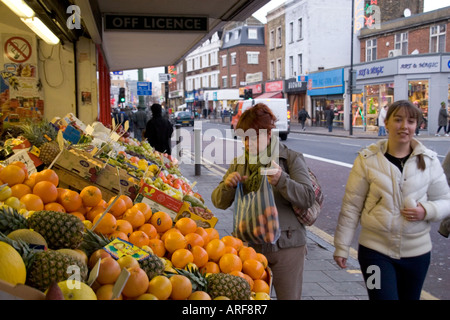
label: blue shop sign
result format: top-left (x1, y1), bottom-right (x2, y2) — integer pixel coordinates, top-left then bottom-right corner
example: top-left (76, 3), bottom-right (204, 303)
top-left (307, 68), bottom-right (344, 96)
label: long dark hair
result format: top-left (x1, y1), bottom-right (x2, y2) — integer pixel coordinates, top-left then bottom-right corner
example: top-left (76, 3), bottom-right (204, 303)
top-left (386, 100), bottom-right (425, 171)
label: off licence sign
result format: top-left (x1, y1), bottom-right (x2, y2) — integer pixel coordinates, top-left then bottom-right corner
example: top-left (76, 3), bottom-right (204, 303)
top-left (104, 15), bottom-right (208, 32)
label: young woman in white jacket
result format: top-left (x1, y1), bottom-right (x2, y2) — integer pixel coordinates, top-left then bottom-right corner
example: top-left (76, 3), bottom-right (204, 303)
top-left (333, 100), bottom-right (450, 300)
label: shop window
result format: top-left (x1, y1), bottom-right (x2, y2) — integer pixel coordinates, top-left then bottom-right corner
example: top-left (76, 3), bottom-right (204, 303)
top-left (408, 80), bottom-right (429, 129)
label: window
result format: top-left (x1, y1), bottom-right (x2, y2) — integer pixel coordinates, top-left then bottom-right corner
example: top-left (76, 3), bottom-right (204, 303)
top-left (231, 52), bottom-right (237, 65)
top-left (225, 33), bottom-right (230, 42)
top-left (298, 54), bottom-right (303, 75)
top-left (222, 76), bottom-right (227, 88)
top-left (202, 54), bottom-right (208, 68)
top-left (395, 32), bottom-right (408, 55)
top-left (211, 74), bottom-right (218, 88)
top-left (247, 51), bottom-right (259, 64)
top-left (430, 24), bottom-right (446, 53)
top-left (194, 57), bottom-right (200, 69)
top-left (366, 38), bottom-right (377, 62)
top-left (210, 51), bottom-right (218, 65)
top-left (277, 58), bottom-right (282, 79)
top-left (234, 30), bottom-right (239, 40)
top-left (298, 18), bottom-right (303, 40)
top-left (231, 75), bottom-right (237, 87)
top-left (270, 60), bottom-right (275, 80)
top-left (277, 26), bottom-right (282, 47)
top-left (202, 75), bottom-right (209, 88)
top-left (221, 55), bottom-right (227, 67)
top-left (248, 28), bottom-right (258, 39)
top-left (289, 22), bottom-right (294, 43)
top-left (186, 59), bottom-right (193, 72)
top-left (289, 56), bottom-right (294, 78)
top-left (270, 30), bottom-right (275, 49)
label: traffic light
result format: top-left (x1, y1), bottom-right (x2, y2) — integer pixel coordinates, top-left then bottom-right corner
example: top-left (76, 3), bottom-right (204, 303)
top-left (119, 87), bottom-right (125, 103)
top-left (244, 89), bottom-right (253, 100)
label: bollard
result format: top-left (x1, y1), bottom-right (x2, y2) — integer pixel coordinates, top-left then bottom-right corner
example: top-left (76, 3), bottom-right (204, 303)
top-left (194, 127), bottom-right (201, 176)
top-left (174, 124), bottom-right (182, 158)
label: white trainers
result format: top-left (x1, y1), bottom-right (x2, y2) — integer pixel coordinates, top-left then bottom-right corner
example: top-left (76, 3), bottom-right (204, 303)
top-left (445, 134), bottom-right (449, 137)
top-left (435, 134), bottom-right (441, 136)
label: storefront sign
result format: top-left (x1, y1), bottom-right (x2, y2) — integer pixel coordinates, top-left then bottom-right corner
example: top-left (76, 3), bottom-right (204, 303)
top-left (246, 72), bottom-right (263, 84)
top-left (285, 78), bottom-right (307, 93)
top-left (104, 15), bottom-right (208, 32)
top-left (265, 80), bottom-right (283, 92)
top-left (441, 55), bottom-right (450, 72)
top-left (246, 83), bottom-right (262, 94)
top-left (307, 68), bottom-right (344, 96)
top-left (353, 59), bottom-right (397, 79)
top-left (398, 56), bottom-right (440, 74)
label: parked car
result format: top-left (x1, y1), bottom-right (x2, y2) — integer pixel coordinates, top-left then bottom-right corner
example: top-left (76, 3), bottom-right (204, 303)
top-left (173, 111), bottom-right (194, 126)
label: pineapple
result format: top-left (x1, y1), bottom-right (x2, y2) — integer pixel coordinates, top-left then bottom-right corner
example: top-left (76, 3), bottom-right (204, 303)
top-left (39, 140), bottom-right (61, 166)
top-left (0, 234), bottom-right (88, 292)
top-left (81, 229), bottom-right (164, 280)
top-left (173, 266), bottom-right (251, 300)
top-left (0, 207), bottom-right (85, 250)
top-left (19, 120), bottom-right (60, 165)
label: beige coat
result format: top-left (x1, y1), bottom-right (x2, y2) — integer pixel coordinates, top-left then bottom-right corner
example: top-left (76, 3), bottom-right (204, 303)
top-left (211, 142), bottom-right (315, 253)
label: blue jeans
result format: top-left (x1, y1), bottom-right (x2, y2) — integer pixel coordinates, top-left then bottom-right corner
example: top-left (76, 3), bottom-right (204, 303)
top-left (378, 126), bottom-right (386, 136)
top-left (358, 245), bottom-right (430, 300)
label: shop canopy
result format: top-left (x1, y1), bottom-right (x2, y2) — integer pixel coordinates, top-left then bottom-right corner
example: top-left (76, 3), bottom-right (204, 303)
top-left (255, 91), bottom-right (284, 99)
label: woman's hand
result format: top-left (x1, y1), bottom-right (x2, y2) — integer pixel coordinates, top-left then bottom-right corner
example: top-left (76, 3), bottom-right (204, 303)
top-left (266, 160), bottom-right (282, 186)
top-left (224, 172), bottom-right (247, 188)
top-left (334, 256), bottom-right (347, 269)
top-left (401, 203), bottom-right (426, 222)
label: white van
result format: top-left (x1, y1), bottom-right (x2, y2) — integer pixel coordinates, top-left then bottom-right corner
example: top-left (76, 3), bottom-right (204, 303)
top-left (231, 98), bottom-right (290, 140)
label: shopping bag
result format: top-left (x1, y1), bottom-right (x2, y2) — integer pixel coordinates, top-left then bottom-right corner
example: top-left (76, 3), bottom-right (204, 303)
top-left (233, 175), bottom-right (281, 244)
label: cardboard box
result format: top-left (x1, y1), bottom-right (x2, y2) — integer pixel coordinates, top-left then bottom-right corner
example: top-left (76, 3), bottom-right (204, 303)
top-left (95, 163), bottom-right (139, 199)
top-left (1, 149), bottom-right (37, 175)
top-left (55, 148), bottom-right (103, 182)
top-left (0, 279), bottom-right (45, 300)
top-left (176, 202), bottom-right (218, 228)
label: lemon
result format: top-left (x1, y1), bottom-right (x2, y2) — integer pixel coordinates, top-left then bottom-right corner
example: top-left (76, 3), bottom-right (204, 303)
top-left (4, 197), bottom-right (21, 210)
top-left (0, 186), bottom-right (12, 201)
top-left (0, 241), bottom-right (26, 285)
top-left (253, 292), bottom-right (271, 300)
top-left (56, 280), bottom-right (97, 300)
top-left (136, 293), bottom-right (158, 300)
top-left (82, 220), bottom-right (93, 230)
top-left (214, 296), bottom-right (231, 300)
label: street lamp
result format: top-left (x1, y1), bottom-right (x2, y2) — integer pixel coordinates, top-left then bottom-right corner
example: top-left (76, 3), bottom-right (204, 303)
top-left (348, 0), bottom-right (355, 136)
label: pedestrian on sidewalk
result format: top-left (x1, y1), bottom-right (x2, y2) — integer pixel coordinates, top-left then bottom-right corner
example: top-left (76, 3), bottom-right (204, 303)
top-left (435, 101), bottom-right (448, 136)
top-left (438, 150), bottom-right (450, 238)
top-left (144, 103), bottom-right (174, 155)
top-left (324, 106), bottom-right (335, 132)
top-left (131, 106), bottom-right (148, 141)
top-left (377, 104), bottom-right (388, 136)
top-left (333, 100), bottom-right (450, 300)
top-left (298, 108), bottom-right (310, 131)
top-left (211, 103), bottom-right (315, 300)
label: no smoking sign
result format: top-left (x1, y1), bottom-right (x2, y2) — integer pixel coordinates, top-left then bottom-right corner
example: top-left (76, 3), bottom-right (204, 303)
top-left (4, 36), bottom-right (32, 63)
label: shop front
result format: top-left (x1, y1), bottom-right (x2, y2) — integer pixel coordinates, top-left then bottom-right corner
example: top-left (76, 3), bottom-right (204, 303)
top-left (203, 89), bottom-right (241, 119)
top-left (307, 68), bottom-right (345, 127)
top-left (285, 77), bottom-right (307, 122)
top-left (259, 80), bottom-right (284, 99)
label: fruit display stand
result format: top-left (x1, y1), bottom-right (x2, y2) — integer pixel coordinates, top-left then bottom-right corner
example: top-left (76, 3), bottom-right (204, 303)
top-left (0, 279), bottom-right (46, 300)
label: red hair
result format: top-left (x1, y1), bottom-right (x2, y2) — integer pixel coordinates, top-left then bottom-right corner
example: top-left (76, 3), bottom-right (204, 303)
top-left (236, 103), bottom-right (277, 132)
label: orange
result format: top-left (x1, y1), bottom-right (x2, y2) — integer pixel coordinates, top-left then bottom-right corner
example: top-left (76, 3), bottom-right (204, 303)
top-left (109, 231), bottom-right (128, 242)
top-left (259, 269), bottom-right (268, 282)
top-left (256, 253), bottom-right (268, 269)
top-left (20, 194), bottom-right (44, 211)
top-left (195, 227), bottom-right (209, 244)
top-left (161, 228), bottom-right (182, 242)
top-left (164, 231), bottom-right (186, 253)
top-left (115, 219), bottom-right (133, 237)
top-left (242, 259), bottom-right (265, 280)
top-left (119, 195), bottom-right (133, 209)
top-left (88, 249), bottom-right (110, 269)
top-left (138, 223), bottom-right (157, 239)
top-left (96, 284), bottom-right (122, 300)
top-left (185, 232), bottom-right (204, 249)
top-left (188, 291), bottom-right (212, 300)
top-left (122, 267), bottom-right (149, 298)
top-left (93, 212), bottom-right (117, 235)
top-left (175, 217), bottom-right (197, 235)
top-left (10, 161), bottom-right (28, 179)
top-left (222, 235), bottom-right (242, 251)
top-left (107, 196), bottom-right (126, 218)
top-left (33, 180), bottom-right (58, 204)
top-left (59, 189), bottom-right (82, 212)
top-left (128, 230), bottom-right (150, 247)
top-left (35, 169), bottom-right (59, 186)
top-left (117, 255), bottom-right (140, 270)
top-left (219, 253), bottom-right (243, 273)
top-left (86, 205), bottom-right (106, 222)
top-left (229, 270), bottom-right (246, 278)
top-left (205, 228), bottom-right (219, 241)
top-left (200, 261), bottom-right (220, 274)
top-left (23, 176), bottom-right (36, 189)
top-left (122, 207), bottom-right (145, 229)
top-left (44, 202), bottom-right (66, 213)
top-left (10, 183), bottom-right (31, 199)
top-left (205, 239), bottom-right (226, 262)
top-left (147, 275), bottom-right (172, 300)
top-left (238, 246), bottom-right (257, 262)
top-left (169, 274), bottom-right (192, 300)
top-left (243, 274), bottom-right (254, 291)
top-left (252, 279), bottom-right (270, 294)
top-left (171, 248), bottom-right (194, 269)
top-left (69, 212), bottom-right (85, 221)
top-left (224, 246), bottom-right (238, 255)
top-left (147, 239), bottom-right (166, 257)
top-left (133, 202), bottom-right (152, 222)
top-left (80, 186), bottom-right (102, 207)
top-left (0, 164), bottom-right (26, 186)
top-left (96, 256), bottom-right (121, 285)
top-left (150, 211), bottom-right (173, 233)
top-left (191, 245), bottom-right (208, 268)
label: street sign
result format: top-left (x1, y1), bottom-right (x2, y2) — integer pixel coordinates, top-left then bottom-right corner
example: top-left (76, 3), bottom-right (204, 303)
top-left (137, 81), bottom-right (152, 96)
top-left (158, 73), bottom-right (171, 82)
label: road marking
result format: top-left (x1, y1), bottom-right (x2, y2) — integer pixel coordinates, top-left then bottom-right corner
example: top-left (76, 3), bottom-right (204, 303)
top-left (303, 154), bottom-right (353, 168)
top-left (340, 142), bottom-right (361, 147)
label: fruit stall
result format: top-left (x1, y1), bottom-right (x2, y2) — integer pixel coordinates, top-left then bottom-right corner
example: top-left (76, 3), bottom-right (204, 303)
top-left (0, 115), bottom-right (272, 300)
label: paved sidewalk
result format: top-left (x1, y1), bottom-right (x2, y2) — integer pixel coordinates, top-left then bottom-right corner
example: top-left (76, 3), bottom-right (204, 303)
top-left (177, 156), bottom-right (369, 300)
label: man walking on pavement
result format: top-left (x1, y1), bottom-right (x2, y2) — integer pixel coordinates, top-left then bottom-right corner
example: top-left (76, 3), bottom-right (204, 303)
top-left (298, 108), bottom-right (310, 131)
top-left (132, 105), bottom-right (148, 141)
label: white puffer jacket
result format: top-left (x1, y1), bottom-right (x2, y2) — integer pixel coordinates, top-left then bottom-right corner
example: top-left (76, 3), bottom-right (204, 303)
top-left (334, 139), bottom-right (450, 259)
